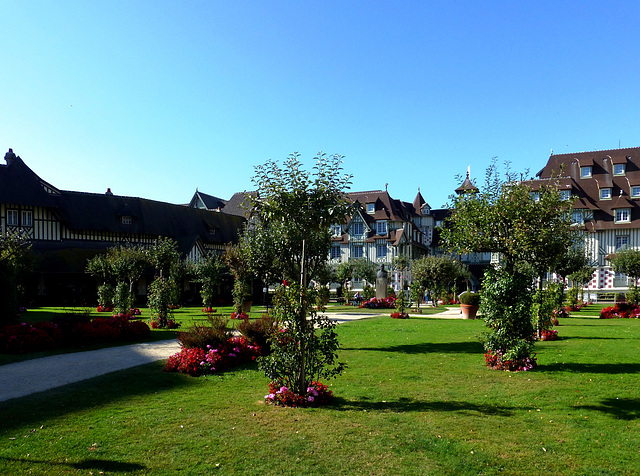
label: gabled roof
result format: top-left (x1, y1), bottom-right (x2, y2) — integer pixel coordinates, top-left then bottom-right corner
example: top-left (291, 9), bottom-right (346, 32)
top-left (222, 192), bottom-right (254, 219)
top-left (347, 190), bottom-right (417, 222)
top-left (189, 190), bottom-right (227, 211)
top-left (0, 149), bottom-right (60, 207)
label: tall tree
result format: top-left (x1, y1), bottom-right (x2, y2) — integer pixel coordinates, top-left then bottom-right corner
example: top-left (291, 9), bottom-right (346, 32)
top-left (246, 152), bottom-right (353, 397)
top-left (411, 255), bottom-right (459, 302)
top-left (0, 233), bottom-right (32, 325)
top-left (442, 160), bottom-right (573, 370)
top-left (146, 237), bottom-right (181, 327)
top-left (610, 249), bottom-right (640, 305)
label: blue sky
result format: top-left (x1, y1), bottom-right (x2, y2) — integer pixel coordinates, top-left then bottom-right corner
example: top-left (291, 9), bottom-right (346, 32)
top-left (2, 1), bottom-right (639, 209)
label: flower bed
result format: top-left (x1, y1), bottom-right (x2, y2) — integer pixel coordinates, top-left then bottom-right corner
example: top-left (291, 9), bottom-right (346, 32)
top-left (391, 312), bottom-right (409, 319)
top-left (0, 316), bottom-right (151, 354)
top-left (600, 303), bottom-right (640, 319)
top-left (484, 350), bottom-right (537, 372)
top-left (264, 381), bottom-right (333, 407)
top-left (359, 297), bottom-right (396, 309)
top-left (164, 336), bottom-right (261, 376)
top-left (230, 311), bottom-right (249, 320)
top-left (540, 329), bottom-right (558, 341)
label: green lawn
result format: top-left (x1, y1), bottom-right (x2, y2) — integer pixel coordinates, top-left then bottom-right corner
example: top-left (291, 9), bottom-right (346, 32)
top-left (1, 309), bottom-right (639, 475)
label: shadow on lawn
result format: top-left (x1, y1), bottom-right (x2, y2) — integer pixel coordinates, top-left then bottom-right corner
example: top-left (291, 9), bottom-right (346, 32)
top-left (343, 341), bottom-right (484, 354)
top-left (332, 396), bottom-right (516, 416)
top-left (578, 398), bottom-right (640, 420)
top-left (0, 361), bottom-right (193, 432)
top-left (0, 456), bottom-right (146, 473)
top-left (537, 362), bottom-right (640, 374)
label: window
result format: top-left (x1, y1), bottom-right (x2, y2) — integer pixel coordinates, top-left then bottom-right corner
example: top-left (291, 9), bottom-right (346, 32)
top-left (530, 191), bottom-right (540, 202)
top-left (6, 209), bottom-right (18, 226)
top-left (376, 221), bottom-right (387, 235)
top-left (572, 210), bottom-right (583, 225)
top-left (615, 208), bottom-right (631, 223)
top-left (21, 210), bottom-right (33, 227)
top-left (422, 205), bottom-right (430, 215)
top-left (600, 188), bottom-right (612, 200)
top-left (616, 235), bottom-right (629, 250)
top-left (376, 244), bottom-right (387, 258)
top-left (614, 163), bottom-right (626, 176)
top-left (353, 245), bottom-right (363, 258)
top-left (331, 224), bottom-right (342, 236)
top-left (351, 222), bottom-right (363, 236)
top-left (632, 186), bottom-right (640, 198)
top-left (366, 203), bottom-right (375, 214)
top-left (330, 246), bottom-right (340, 259)
top-left (559, 190), bottom-right (571, 201)
top-left (121, 215), bottom-right (132, 225)
top-left (580, 166), bottom-right (592, 178)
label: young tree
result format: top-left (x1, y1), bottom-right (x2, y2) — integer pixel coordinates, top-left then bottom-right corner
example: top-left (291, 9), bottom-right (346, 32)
top-left (108, 245), bottom-right (147, 314)
top-left (352, 259), bottom-right (377, 285)
top-left (146, 237), bottom-right (181, 327)
top-left (192, 252), bottom-right (226, 309)
top-left (245, 152), bottom-right (353, 398)
top-left (0, 233), bottom-right (32, 325)
top-left (442, 160), bottom-right (573, 370)
top-left (610, 249), bottom-right (640, 305)
top-left (411, 255), bottom-right (458, 303)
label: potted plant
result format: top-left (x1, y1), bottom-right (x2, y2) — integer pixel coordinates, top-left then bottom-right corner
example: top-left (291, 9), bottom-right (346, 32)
top-left (459, 291), bottom-right (480, 319)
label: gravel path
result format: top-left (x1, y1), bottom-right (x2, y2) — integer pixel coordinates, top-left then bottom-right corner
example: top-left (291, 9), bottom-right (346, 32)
top-left (0, 309), bottom-right (462, 403)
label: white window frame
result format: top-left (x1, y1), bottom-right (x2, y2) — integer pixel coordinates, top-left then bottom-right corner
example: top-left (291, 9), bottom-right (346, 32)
top-left (330, 246), bottom-right (340, 259)
top-left (353, 245), bottom-right (363, 258)
top-left (331, 224), bottom-right (342, 236)
top-left (615, 208), bottom-right (631, 224)
top-left (580, 166), bottom-right (592, 178)
top-left (121, 215), bottom-right (132, 225)
top-left (616, 235), bottom-right (629, 250)
top-left (366, 203), bottom-right (375, 214)
top-left (376, 221), bottom-right (387, 235)
top-left (632, 186), bottom-right (640, 198)
top-left (600, 188), bottom-right (612, 200)
top-left (21, 210), bottom-right (33, 227)
top-left (351, 222), bottom-right (364, 236)
top-left (376, 244), bottom-right (387, 258)
top-left (571, 210), bottom-right (583, 225)
top-left (559, 190), bottom-right (571, 201)
top-left (614, 163), bottom-right (626, 176)
top-left (6, 209), bottom-right (19, 226)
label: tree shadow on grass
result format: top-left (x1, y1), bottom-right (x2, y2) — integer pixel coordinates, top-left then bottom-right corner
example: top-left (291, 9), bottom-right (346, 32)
top-left (342, 341), bottom-right (484, 354)
top-left (578, 398), bottom-right (640, 420)
top-left (331, 396), bottom-right (516, 416)
top-left (537, 362), bottom-right (640, 374)
top-left (0, 361), bottom-right (197, 432)
top-left (0, 457), bottom-right (146, 473)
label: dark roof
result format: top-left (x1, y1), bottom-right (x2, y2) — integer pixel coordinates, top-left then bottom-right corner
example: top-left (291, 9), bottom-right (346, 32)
top-left (0, 150), bottom-right (60, 207)
top-left (222, 192), bottom-right (254, 219)
top-left (455, 172), bottom-right (479, 194)
top-left (188, 190), bottom-right (227, 211)
top-left (536, 147), bottom-right (640, 231)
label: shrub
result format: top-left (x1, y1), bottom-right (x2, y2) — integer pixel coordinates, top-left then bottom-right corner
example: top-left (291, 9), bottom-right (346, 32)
top-left (359, 296), bottom-right (396, 309)
top-left (391, 312), bottom-right (409, 319)
top-left (600, 303), bottom-right (640, 319)
top-left (264, 381), bottom-right (333, 407)
top-left (236, 314), bottom-right (278, 354)
top-left (459, 291), bottom-right (480, 306)
top-left (177, 315), bottom-right (230, 349)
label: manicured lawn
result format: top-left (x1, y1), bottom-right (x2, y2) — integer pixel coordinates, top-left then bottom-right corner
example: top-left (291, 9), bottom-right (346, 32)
top-left (1, 312), bottom-right (639, 475)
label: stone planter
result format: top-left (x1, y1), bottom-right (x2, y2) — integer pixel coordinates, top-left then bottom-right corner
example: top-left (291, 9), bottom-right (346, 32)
top-left (460, 304), bottom-right (479, 319)
top-left (242, 301), bottom-right (252, 313)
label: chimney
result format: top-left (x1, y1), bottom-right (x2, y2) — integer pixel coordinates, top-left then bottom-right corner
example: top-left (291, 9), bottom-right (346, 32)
top-left (105, 188), bottom-right (113, 196)
top-left (4, 149), bottom-right (17, 166)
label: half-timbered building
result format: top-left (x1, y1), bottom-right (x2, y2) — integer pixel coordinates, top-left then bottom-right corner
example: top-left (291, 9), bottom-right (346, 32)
top-left (0, 149), bottom-right (245, 305)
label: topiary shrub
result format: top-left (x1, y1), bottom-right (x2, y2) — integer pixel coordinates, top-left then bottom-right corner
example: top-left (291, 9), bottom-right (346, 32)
top-left (459, 291), bottom-right (480, 306)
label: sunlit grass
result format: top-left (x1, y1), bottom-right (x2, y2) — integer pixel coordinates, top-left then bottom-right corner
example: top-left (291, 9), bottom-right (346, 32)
top-left (1, 313), bottom-right (639, 475)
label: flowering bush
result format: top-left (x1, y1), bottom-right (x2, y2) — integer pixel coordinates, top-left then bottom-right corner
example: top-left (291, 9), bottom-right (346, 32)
top-left (230, 311), bottom-right (249, 320)
top-left (96, 305), bottom-right (114, 313)
top-left (164, 336), bottom-right (261, 376)
top-left (359, 297), bottom-right (396, 309)
top-left (0, 316), bottom-right (151, 353)
top-left (150, 319), bottom-right (180, 329)
top-left (264, 381), bottom-right (333, 407)
top-left (390, 312), bottom-right (409, 319)
top-left (484, 350), bottom-right (537, 372)
top-left (540, 329), bottom-right (558, 341)
top-left (552, 307), bottom-right (570, 319)
top-left (202, 307), bottom-right (217, 313)
top-left (600, 303), bottom-right (640, 319)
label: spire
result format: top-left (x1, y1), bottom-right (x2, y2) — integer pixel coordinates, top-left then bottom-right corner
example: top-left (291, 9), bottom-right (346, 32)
top-left (455, 166), bottom-right (479, 195)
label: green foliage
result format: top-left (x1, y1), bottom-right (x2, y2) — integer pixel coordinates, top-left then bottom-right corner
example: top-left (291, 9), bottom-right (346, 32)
top-left (96, 284), bottom-right (115, 309)
top-left (335, 261), bottom-right (354, 288)
top-left (352, 259), bottom-right (377, 284)
top-left (146, 237), bottom-right (181, 327)
top-left (192, 253), bottom-right (225, 308)
top-left (243, 152), bottom-right (353, 284)
top-left (362, 284), bottom-right (375, 300)
top-left (395, 289), bottom-right (408, 315)
top-left (236, 314), bottom-right (278, 353)
top-left (610, 248), bottom-right (640, 305)
top-left (177, 316), bottom-right (230, 349)
top-left (411, 255), bottom-right (461, 299)
top-left (409, 282), bottom-right (425, 309)
top-left (258, 284), bottom-right (345, 395)
top-left (316, 286), bottom-right (331, 308)
top-left (148, 277), bottom-right (174, 327)
top-left (566, 286), bottom-right (579, 306)
top-left (0, 232), bottom-right (32, 325)
top-left (532, 281), bottom-right (564, 334)
top-left (224, 243), bottom-right (252, 314)
top-left (459, 291), bottom-right (480, 306)
top-left (480, 267), bottom-right (535, 364)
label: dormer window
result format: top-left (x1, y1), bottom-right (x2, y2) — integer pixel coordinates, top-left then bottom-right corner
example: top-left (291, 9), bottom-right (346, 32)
top-left (632, 186), bottom-right (640, 198)
top-left (331, 224), bottom-right (342, 236)
top-left (614, 163), bottom-right (626, 176)
top-left (600, 188), bottom-right (612, 200)
top-left (615, 208), bottom-right (631, 223)
top-left (422, 205), bottom-right (431, 215)
top-left (376, 221), bottom-right (387, 235)
top-left (366, 203), bottom-right (375, 214)
top-left (580, 166), bottom-right (592, 178)
top-left (559, 190), bottom-right (571, 201)
top-left (121, 215), bottom-right (132, 225)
